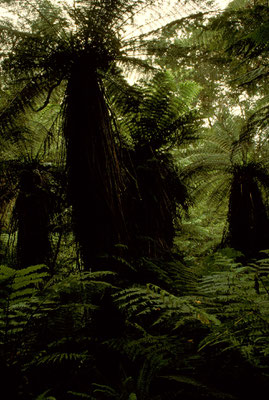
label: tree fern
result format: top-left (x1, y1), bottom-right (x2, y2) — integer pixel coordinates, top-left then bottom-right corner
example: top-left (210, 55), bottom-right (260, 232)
top-left (109, 70), bottom-right (199, 257)
top-left (0, 0), bottom-right (206, 270)
top-left (181, 110), bottom-right (269, 255)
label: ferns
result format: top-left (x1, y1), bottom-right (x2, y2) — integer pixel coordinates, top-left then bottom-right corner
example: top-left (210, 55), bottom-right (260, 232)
top-left (0, 2), bottom-right (269, 398)
top-left (114, 282), bottom-right (219, 332)
top-left (113, 251), bottom-right (269, 375)
top-left (180, 110), bottom-right (269, 255)
top-left (198, 253), bottom-right (269, 367)
top-left (112, 70), bottom-right (200, 151)
top-left (34, 390), bottom-right (56, 400)
top-left (0, 264), bottom-right (49, 344)
top-left (1, 253), bottom-right (268, 398)
top-left (0, 263), bottom-right (119, 397)
top-left (0, 264), bottom-right (54, 397)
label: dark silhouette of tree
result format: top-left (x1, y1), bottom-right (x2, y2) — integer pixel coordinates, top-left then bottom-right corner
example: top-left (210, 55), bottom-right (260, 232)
top-left (111, 71), bottom-right (199, 256)
top-left (182, 111), bottom-right (269, 256)
top-left (0, 112), bottom-right (62, 268)
top-left (14, 167), bottom-right (52, 268)
top-left (224, 162), bottom-right (269, 254)
top-left (0, 157), bottom-right (56, 268)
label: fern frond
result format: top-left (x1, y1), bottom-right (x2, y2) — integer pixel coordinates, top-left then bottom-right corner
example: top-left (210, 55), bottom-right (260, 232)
top-left (198, 254), bottom-right (269, 366)
top-left (114, 283), bottom-right (219, 330)
top-left (35, 351), bottom-right (89, 365)
top-left (67, 391), bottom-right (94, 399)
top-left (34, 390), bottom-right (57, 400)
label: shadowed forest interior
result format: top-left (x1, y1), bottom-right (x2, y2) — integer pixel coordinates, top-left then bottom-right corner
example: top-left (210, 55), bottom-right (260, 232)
top-left (0, 0), bottom-right (269, 399)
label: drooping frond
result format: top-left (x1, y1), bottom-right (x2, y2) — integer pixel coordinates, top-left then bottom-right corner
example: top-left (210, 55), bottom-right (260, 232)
top-left (192, 1), bottom-right (269, 91)
top-left (110, 70), bottom-right (200, 150)
top-left (107, 70), bottom-right (199, 257)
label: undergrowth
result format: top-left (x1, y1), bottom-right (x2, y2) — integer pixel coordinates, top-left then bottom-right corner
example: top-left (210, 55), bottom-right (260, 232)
top-left (0, 251), bottom-right (268, 399)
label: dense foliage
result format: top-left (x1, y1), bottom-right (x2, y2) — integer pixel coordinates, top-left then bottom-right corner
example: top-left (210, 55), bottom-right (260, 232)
top-left (0, 0), bottom-right (269, 399)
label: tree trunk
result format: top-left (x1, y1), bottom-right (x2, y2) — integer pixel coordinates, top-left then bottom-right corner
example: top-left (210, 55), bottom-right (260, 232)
top-left (63, 60), bottom-right (126, 269)
top-left (15, 169), bottom-right (51, 268)
top-left (225, 173), bottom-right (269, 255)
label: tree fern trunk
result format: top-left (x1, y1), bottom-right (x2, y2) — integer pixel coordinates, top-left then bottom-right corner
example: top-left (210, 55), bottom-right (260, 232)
top-left (63, 60), bottom-right (126, 269)
top-left (15, 169), bottom-right (51, 268)
top-left (225, 173), bottom-right (269, 255)
top-left (126, 147), bottom-right (174, 258)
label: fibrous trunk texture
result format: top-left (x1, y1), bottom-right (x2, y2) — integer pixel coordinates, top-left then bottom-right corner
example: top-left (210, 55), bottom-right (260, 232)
top-left (124, 147), bottom-right (183, 258)
top-left (225, 173), bottom-right (269, 255)
top-left (63, 61), bottom-right (126, 269)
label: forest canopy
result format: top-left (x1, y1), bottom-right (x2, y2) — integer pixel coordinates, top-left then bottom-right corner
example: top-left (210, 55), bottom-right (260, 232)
top-left (0, 1), bottom-right (269, 399)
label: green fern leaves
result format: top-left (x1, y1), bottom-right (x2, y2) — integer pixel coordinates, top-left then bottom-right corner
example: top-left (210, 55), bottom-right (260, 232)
top-left (0, 264), bottom-right (49, 344)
